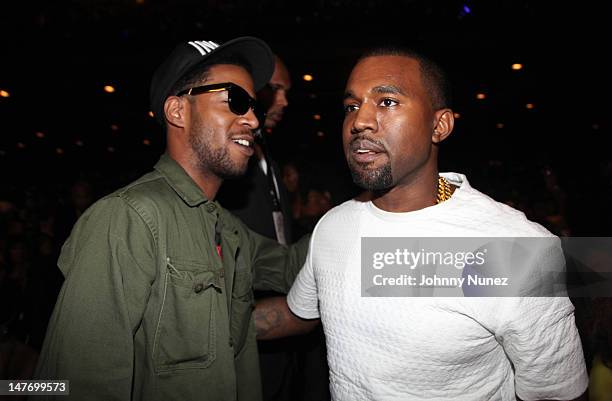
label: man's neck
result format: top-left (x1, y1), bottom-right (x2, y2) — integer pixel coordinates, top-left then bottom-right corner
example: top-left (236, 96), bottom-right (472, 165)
top-left (371, 168), bottom-right (450, 213)
top-left (168, 150), bottom-right (222, 201)
top-left (192, 172), bottom-right (222, 201)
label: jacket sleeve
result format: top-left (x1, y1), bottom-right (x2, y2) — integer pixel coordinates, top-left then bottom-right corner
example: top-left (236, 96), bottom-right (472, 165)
top-left (33, 196), bottom-right (156, 401)
top-left (250, 231), bottom-right (311, 294)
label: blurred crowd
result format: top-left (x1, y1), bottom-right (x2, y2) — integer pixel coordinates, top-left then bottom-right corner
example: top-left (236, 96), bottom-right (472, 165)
top-left (1, 153), bottom-right (611, 397)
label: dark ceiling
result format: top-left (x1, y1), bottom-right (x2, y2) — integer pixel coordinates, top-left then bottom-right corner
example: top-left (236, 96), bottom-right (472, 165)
top-left (0, 0), bottom-right (609, 194)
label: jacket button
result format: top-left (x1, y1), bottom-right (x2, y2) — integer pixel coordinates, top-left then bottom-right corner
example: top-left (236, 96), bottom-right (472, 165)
top-left (228, 338), bottom-right (234, 347)
top-left (194, 283), bottom-right (204, 293)
top-left (205, 203), bottom-right (216, 213)
top-left (219, 270), bottom-right (224, 278)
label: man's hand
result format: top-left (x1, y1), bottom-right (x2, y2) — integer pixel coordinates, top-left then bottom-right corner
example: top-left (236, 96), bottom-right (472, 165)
top-left (255, 296), bottom-right (319, 340)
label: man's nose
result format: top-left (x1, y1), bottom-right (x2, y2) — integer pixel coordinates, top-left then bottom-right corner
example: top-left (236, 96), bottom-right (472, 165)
top-left (275, 90), bottom-right (288, 108)
top-left (239, 108), bottom-right (259, 130)
top-left (351, 103), bottom-right (377, 134)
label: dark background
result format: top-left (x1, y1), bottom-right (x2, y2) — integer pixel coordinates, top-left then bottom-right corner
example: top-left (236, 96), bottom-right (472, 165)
top-left (1, 0), bottom-right (611, 384)
top-left (1, 0), bottom-right (610, 234)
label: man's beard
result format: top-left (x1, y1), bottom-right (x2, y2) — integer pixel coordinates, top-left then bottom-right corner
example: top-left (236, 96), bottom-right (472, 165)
top-left (189, 118), bottom-right (247, 179)
top-left (348, 159), bottom-right (393, 191)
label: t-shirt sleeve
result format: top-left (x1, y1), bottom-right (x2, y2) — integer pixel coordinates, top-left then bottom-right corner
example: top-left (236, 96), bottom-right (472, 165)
top-left (287, 232), bottom-right (320, 319)
top-left (497, 297), bottom-right (588, 400)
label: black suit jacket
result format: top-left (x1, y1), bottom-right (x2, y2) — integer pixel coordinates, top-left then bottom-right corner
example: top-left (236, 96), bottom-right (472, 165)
top-left (218, 154), bottom-right (317, 401)
top-left (217, 155), bottom-right (293, 244)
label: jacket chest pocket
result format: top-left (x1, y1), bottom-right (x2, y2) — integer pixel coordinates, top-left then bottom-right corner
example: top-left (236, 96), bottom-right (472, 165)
top-left (153, 258), bottom-right (222, 372)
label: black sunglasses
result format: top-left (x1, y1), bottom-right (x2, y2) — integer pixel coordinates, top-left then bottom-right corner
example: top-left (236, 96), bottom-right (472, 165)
top-left (177, 82), bottom-right (266, 125)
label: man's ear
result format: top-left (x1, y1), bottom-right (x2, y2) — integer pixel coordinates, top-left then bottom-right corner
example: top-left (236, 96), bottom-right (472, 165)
top-left (431, 108), bottom-right (455, 144)
top-left (164, 96), bottom-right (188, 128)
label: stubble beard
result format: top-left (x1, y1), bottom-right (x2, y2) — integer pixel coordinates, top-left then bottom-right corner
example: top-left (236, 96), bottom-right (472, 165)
top-left (348, 158), bottom-right (393, 191)
top-left (189, 117), bottom-right (247, 180)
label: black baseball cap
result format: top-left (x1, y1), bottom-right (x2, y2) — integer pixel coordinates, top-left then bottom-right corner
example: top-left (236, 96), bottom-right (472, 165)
top-left (150, 36), bottom-right (274, 125)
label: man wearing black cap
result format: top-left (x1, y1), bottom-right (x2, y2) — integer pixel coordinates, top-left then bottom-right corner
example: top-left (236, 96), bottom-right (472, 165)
top-left (34, 36), bottom-right (309, 401)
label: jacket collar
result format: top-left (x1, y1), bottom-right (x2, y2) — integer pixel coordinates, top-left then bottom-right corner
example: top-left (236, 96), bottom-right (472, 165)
top-left (154, 153), bottom-right (211, 207)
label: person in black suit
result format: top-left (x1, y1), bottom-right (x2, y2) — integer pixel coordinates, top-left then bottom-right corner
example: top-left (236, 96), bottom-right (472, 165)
top-left (218, 55), bottom-right (292, 245)
top-left (217, 55), bottom-right (299, 401)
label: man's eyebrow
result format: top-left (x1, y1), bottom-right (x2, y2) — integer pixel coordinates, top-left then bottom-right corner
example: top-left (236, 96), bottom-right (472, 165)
top-left (269, 83), bottom-right (287, 90)
top-left (343, 85), bottom-right (409, 100)
top-left (343, 90), bottom-right (356, 100)
top-left (372, 85), bottom-right (407, 96)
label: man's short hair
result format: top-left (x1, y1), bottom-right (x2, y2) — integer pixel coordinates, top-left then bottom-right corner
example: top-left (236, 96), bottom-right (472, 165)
top-left (358, 46), bottom-right (451, 110)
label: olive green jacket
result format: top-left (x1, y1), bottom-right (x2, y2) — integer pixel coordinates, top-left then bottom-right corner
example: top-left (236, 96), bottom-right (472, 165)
top-left (34, 154), bottom-right (309, 401)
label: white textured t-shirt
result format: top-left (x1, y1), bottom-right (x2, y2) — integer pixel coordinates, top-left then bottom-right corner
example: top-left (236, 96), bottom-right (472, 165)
top-left (288, 173), bottom-right (588, 401)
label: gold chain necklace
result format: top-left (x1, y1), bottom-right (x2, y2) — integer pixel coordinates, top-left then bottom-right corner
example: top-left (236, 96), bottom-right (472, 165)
top-left (436, 176), bottom-right (452, 204)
